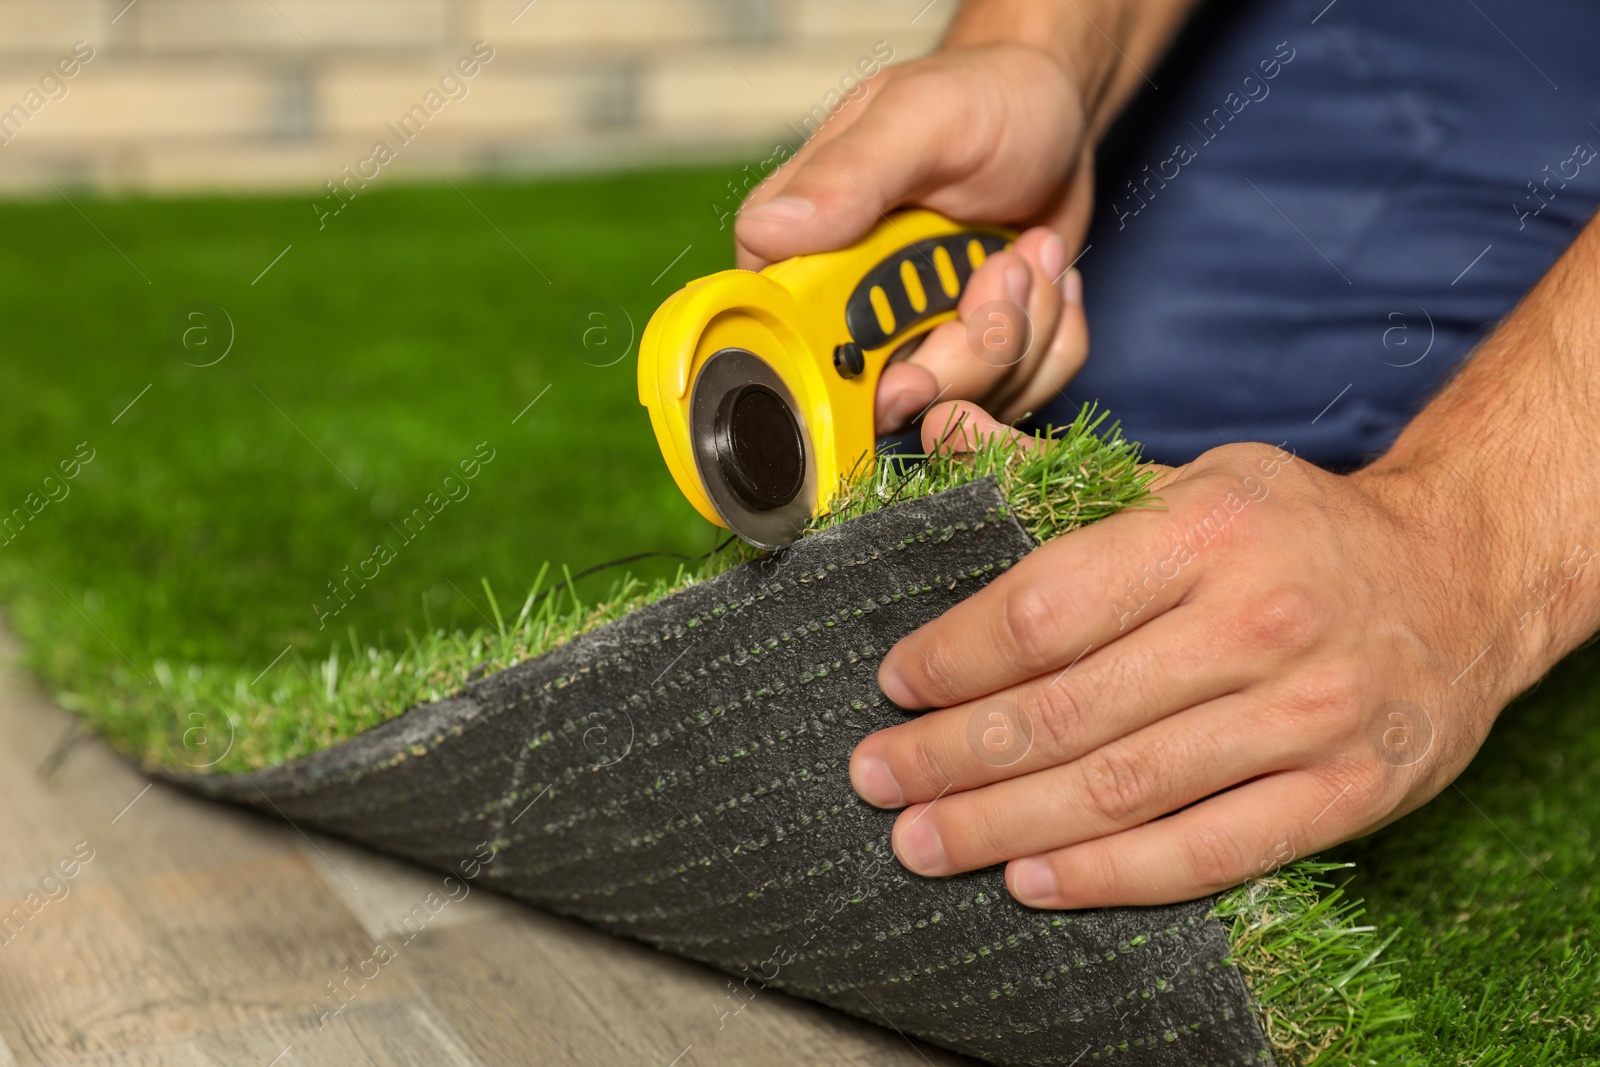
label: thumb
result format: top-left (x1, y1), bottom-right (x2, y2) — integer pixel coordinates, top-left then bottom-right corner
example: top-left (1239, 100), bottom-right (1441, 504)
top-left (736, 77), bottom-right (951, 265)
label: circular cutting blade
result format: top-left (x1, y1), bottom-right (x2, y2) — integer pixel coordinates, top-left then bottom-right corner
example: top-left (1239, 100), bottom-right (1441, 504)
top-left (689, 348), bottom-right (815, 549)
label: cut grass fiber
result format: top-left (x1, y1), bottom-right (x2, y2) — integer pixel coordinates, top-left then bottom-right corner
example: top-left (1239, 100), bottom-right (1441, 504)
top-left (46, 402), bottom-right (1417, 1066)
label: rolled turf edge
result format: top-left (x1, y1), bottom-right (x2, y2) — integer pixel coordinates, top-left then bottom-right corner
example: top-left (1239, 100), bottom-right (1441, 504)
top-left (161, 477), bottom-right (1276, 1066)
top-left (84, 407), bottom-right (1417, 1064)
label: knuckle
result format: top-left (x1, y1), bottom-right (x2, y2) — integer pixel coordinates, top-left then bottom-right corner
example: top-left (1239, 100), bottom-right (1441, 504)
top-left (1181, 824), bottom-right (1245, 890)
top-left (880, 63), bottom-right (927, 95)
top-left (1078, 746), bottom-right (1154, 826)
top-left (882, 67), bottom-right (960, 126)
top-left (1276, 665), bottom-right (1357, 735)
top-left (961, 802), bottom-right (1016, 862)
top-left (1233, 583), bottom-right (1324, 653)
top-left (1172, 481), bottom-right (1253, 553)
top-left (910, 646), bottom-right (962, 707)
top-left (999, 585), bottom-right (1063, 673)
top-left (1231, 440), bottom-right (1290, 471)
top-left (906, 733), bottom-right (958, 793)
top-left (1314, 753), bottom-right (1387, 810)
top-left (1193, 440), bottom-right (1285, 478)
top-left (1268, 583), bottom-right (1324, 640)
top-left (1029, 677), bottom-right (1090, 758)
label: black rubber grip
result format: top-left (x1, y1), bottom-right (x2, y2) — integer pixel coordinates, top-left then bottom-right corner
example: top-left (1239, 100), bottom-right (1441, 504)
top-left (844, 231), bottom-right (1010, 351)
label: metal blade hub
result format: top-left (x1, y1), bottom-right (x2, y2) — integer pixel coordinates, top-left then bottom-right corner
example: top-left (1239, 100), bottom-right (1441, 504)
top-left (713, 384), bottom-right (804, 512)
top-left (689, 348), bottom-right (814, 549)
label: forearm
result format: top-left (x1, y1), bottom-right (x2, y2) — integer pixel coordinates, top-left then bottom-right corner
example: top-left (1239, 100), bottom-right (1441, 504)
top-left (1362, 211), bottom-right (1600, 698)
top-left (942, 0), bottom-right (1197, 138)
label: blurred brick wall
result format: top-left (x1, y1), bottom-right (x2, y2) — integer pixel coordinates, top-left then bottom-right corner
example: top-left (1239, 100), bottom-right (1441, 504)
top-left (0, 0), bottom-right (952, 194)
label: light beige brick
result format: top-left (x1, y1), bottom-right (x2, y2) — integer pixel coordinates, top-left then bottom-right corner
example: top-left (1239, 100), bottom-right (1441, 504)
top-left (123, 0), bottom-right (452, 53)
top-left (9, 64), bottom-right (278, 141)
top-left (792, 0), bottom-right (955, 42)
top-left (473, 0), bottom-right (716, 54)
top-left (0, 0), bottom-right (99, 54)
top-left (119, 141), bottom-right (369, 193)
top-left (440, 70), bottom-right (615, 134)
top-left (642, 48), bottom-right (891, 135)
top-left (317, 64), bottom-right (583, 141)
top-left (0, 64), bottom-right (80, 106)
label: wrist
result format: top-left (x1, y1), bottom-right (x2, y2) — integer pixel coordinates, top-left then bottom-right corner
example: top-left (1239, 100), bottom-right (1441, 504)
top-left (1354, 216), bottom-right (1600, 706)
top-left (1354, 441), bottom-right (1566, 703)
top-left (942, 0), bottom-right (1195, 137)
top-left (942, 0), bottom-right (1081, 70)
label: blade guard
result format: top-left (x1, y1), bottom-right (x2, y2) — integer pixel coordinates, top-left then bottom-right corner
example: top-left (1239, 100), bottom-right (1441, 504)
top-left (638, 209), bottom-right (1013, 535)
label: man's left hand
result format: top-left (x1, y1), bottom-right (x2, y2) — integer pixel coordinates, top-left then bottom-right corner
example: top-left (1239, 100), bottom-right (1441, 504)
top-left (849, 401), bottom-right (1523, 907)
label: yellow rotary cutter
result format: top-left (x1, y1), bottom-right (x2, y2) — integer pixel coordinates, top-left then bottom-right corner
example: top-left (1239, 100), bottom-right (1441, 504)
top-left (638, 209), bottom-right (1015, 549)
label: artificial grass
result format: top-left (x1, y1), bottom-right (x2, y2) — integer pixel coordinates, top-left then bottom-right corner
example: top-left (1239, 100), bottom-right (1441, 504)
top-left (0, 166), bottom-right (728, 763)
top-left (1325, 649), bottom-right (1600, 1066)
top-left (43, 405), bottom-right (1148, 773)
top-left (0, 171), bottom-right (1595, 1065)
top-left (1213, 865), bottom-right (1416, 1065)
top-left (0, 167), bottom-right (730, 677)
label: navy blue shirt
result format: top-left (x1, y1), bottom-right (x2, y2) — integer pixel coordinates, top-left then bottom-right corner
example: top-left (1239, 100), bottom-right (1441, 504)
top-left (1034, 0), bottom-right (1600, 467)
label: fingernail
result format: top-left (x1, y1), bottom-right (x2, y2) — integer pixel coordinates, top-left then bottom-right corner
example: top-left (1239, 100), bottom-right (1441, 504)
top-left (741, 196), bottom-right (815, 223)
top-left (852, 755), bottom-right (905, 808)
top-left (878, 663), bottom-right (918, 708)
top-left (1063, 268), bottom-right (1082, 307)
top-left (897, 818), bottom-right (947, 874)
top-left (1040, 233), bottom-right (1066, 280)
top-left (1005, 264), bottom-right (1031, 307)
top-left (1010, 857), bottom-right (1059, 905)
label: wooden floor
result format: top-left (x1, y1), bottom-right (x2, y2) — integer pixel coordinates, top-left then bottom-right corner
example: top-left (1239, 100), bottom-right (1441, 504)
top-left (0, 634), bottom-right (973, 1067)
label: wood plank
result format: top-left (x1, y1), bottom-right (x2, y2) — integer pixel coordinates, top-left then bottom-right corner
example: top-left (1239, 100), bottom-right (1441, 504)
top-left (0, 627), bottom-right (977, 1067)
top-left (0, 656), bottom-right (102, 899)
top-left (0, 877), bottom-right (205, 1064)
top-left (402, 912), bottom-right (976, 1066)
top-left (38, 1039), bottom-right (214, 1067)
top-left (295, 837), bottom-right (528, 944)
top-left (0, 668), bottom-right (296, 885)
top-left (189, 997), bottom-right (487, 1067)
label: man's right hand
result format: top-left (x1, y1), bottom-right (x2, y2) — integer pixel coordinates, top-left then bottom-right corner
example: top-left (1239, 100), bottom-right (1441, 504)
top-left (733, 1), bottom-right (1197, 435)
top-left (735, 43), bottom-right (1094, 433)
top-left (734, 43), bottom-right (1093, 271)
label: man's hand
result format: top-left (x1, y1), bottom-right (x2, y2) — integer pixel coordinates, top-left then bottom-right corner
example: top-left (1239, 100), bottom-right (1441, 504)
top-left (738, 44), bottom-right (1091, 433)
top-left (735, 44), bottom-right (1091, 271)
top-left (849, 399), bottom-right (1558, 907)
top-left (734, 1), bottom-right (1197, 433)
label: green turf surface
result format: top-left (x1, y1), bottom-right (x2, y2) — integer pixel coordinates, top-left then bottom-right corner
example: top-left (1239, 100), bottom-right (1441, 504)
top-left (0, 167), bottom-right (729, 694)
top-left (0, 169), bottom-right (1595, 1065)
top-left (1327, 649), bottom-right (1600, 1065)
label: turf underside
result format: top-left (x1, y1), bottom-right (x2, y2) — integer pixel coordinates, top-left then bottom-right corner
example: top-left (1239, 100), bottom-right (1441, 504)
top-left (0, 168), bottom-right (1595, 1065)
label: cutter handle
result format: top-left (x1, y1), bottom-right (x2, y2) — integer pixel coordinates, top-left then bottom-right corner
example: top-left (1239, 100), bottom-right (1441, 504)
top-left (837, 229), bottom-right (1012, 367)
